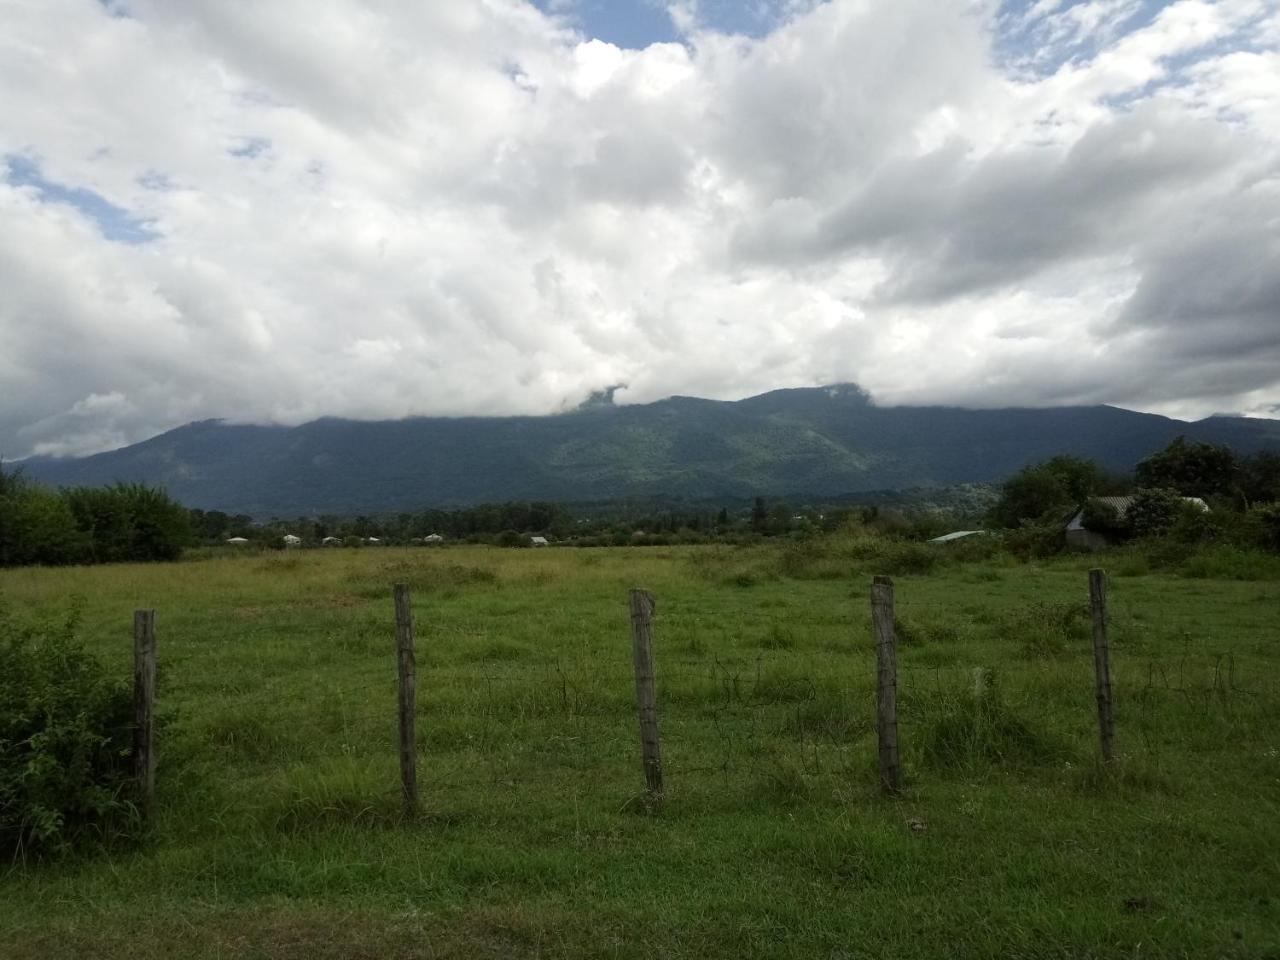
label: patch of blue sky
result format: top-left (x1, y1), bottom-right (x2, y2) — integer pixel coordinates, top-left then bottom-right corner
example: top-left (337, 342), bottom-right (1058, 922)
top-left (529, 0), bottom-right (819, 49)
top-left (228, 136), bottom-right (271, 159)
top-left (4, 154), bottom-right (157, 244)
top-left (95, 0), bottom-right (132, 18)
top-left (995, 0), bottom-right (1170, 76)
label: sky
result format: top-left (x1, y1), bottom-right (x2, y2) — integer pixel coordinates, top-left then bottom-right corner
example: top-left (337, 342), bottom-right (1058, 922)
top-left (1, 0), bottom-right (1278, 459)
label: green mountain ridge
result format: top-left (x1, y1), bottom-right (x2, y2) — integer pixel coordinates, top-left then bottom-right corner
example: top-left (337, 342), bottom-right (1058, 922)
top-left (20, 386), bottom-right (1280, 516)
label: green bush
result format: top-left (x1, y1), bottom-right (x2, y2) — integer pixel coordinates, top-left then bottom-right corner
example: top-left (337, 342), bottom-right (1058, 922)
top-left (63, 483), bottom-right (192, 563)
top-left (1242, 503), bottom-right (1280, 552)
top-left (1080, 498), bottom-right (1128, 540)
top-left (1175, 546), bottom-right (1280, 581)
top-left (1126, 488), bottom-right (1185, 539)
top-left (1004, 519), bottom-right (1065, 559)
top-left (0, 467), bottom-right (92, 567)
top-left (0, 603), bottom-right (140, 857)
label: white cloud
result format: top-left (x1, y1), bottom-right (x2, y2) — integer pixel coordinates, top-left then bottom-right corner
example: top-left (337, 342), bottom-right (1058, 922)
top-left (0, 0), bottom-right (1277, 458)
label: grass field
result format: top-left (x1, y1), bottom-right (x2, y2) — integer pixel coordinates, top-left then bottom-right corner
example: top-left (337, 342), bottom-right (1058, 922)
top-left (2, 541), bottom-right (1278, 959)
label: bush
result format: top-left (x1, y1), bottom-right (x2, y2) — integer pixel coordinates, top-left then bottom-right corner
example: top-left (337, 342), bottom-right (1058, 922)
top-left (1242, 503), bottom-right (1280, 552)
top-left (1004, 519), bottom-right (1065, 559)
top-left (1080, 498), bottom-right (1128, 540)
top-left (495, 529), bottom-right (527, 548)
top-left (63, 483), bottom-right (192, 563)
top-left (0, 603), bottom-right (140, 857)
top-left (1126, 488), bottom-right (1185, 539)
top-left (0, 479), bottom-right (91, 567)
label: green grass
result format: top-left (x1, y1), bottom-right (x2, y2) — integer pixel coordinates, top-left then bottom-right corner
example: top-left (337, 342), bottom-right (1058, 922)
top-left (2, 543), bottom-right (1278, 958)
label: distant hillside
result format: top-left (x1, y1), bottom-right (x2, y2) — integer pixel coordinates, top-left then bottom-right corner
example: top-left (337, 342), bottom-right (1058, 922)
top-left (21, 385), bottom-right (1280, 516)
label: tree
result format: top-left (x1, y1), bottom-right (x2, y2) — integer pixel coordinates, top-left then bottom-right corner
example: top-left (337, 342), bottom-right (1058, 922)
top-left (0, 464), bottom-right (90, 567)
top-left (64, 484), bottom-right (191, 563)
top-left (1125, 488), bottom-right (1186, 539)
top-left (990, 456), bottom-right (1106, 528)
top-left (751, 497), bottom-right (767, 532)
top-left (1240, 452), bottom-right (1280, 506)
top-left (1135, 436), bottom-right (1238, 500)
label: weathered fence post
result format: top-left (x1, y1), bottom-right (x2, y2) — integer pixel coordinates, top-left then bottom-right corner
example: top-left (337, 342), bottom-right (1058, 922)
top-left (871, 575), bottom-right (901, 795)
top-left (393, 583), bottom-right (418, 817)
top-left (132, 609), bottom-right (156, 816)
top-left (1088, 568), bottom-right (1116, 762)
top-left (629, 588), bottom-right (663, 797)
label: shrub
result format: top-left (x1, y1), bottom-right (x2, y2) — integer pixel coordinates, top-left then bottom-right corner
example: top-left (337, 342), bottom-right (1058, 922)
top-left (63, 483), bottom-right (192, 563)
top-left (1126, 488), bottom-right (1185, 539)
top-left (1004, 519), bottom-right (1065, 559)
top-left (0, 466), bottom-right (92, 567)
top-left (1080, 498), bottom-right (1128, 540)
top-left (0, 603), bottom-right (139, 857)
top-left (1176, 546), bottom-right (1280, 581)
top-left (1242, 503), bottom-right (1280, 552)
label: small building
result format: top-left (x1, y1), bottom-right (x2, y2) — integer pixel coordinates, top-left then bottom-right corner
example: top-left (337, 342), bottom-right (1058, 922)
top-left (365, 537), bottom-right (382, 545)
top-left (321, 536), bottom-right (342, 546)
top-left (424, 534), bottom-right (444, 544)
top-left (530, 535), bottom-right (549, 547)
top-left (226, 537), bottom-right (250, 546)
top-left (928, 530), bottom-right (987, 544)
top-left (282, 534), bottom-right (302, 547)
top-left (1066, 495), bottom-right (1209, 551)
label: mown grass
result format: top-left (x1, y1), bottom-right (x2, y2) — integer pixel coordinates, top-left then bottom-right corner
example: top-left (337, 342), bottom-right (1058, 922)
top-left (1, 541), bottom-right (1278, 959)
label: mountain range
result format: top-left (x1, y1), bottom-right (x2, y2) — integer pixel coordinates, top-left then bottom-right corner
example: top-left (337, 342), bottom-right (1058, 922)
top-left (20, 385), bottom-right (1280, 516)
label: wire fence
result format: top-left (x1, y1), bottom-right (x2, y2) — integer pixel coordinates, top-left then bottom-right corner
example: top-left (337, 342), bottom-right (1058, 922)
top-left (130, 568), bottom-right (1280, 814)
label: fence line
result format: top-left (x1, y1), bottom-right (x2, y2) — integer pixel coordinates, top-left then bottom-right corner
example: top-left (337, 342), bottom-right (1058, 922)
top-left (126, 568), bottom-right (1278, 814)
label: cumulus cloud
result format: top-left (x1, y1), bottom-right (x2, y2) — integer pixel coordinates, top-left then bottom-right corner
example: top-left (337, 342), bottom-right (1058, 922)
top-left (1, 0), bottom-right (1278, 458)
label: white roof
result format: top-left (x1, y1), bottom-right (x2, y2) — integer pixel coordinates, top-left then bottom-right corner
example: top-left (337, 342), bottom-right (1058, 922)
top-left (226, 537), bottom-right (249, 543)
top-left (1068, 494), bottom-right (1210, 530)
top-left (530, 535), bottom-right (549, 544)
top-left (283, 534), bottom-right (301, 542)
top-left (928, 530), bottom-right (986, 543)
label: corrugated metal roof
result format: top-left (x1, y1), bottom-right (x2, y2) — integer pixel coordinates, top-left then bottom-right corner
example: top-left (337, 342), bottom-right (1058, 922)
top-left (928, 530), bottom-right (986, 543)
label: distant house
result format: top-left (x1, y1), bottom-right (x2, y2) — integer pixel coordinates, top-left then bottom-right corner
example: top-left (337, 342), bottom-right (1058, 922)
top-left (226, 537), bottom-right (250, 545)
top-left (282, 534), bottom-right (302, 547)
top-left (928, 530), bottom-right (987, 544)
top-left (365, 537), bottom-right (382, 545)
top-left (424, 534), bottom-right (444, 544)
top-left (530, 536), bottom-right (549, 547)
top-left (321, 536), bottom-right (342, 546)
top-left (1066, 495), bottom-right (1209, 551)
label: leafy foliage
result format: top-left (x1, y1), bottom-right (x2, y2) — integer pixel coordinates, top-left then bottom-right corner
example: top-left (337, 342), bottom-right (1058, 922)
top-left (1079, 498), bottom-right (1127, 539)
top-left (0, 602), bottom-right (139, 857)
top-left (1135, 436), bottom-right (1238, 499)
top-left (989, 456), bottom-right (1121, 529)
top-left (0, 467), bottom-right (91, 566)
top-left (1126, 488), bottom-right (1188, 539)
top-left (64, 484), bottom-right (192, 563)
top-left (1, 466), bottom-right (192, 568)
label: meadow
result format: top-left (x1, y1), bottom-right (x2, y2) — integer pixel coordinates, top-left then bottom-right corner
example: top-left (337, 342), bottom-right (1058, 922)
top-left (1, 540), bottom-right (1277, 959)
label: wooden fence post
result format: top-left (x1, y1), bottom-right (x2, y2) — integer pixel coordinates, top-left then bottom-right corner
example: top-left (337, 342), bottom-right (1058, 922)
top-left (132, 609), bottom-right (156, 816)
top-left (1088, 569), bottom-right (1116, 762)
top-left (871, 576), bottom-right (901, 795)
top-left (393, 583), bottom-right (418, 817)
top-left (629, 588), bottom-right (663, 797)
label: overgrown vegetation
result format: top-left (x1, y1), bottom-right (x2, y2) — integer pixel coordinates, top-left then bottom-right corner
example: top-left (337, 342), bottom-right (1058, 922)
top-left (0, 464), bottom-right (191, 567)
top-left (0, 601), bottom-right (139, 858)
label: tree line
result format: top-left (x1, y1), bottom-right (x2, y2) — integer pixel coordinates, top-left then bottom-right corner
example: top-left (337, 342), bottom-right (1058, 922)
top-left (989, 437), bottom-right (1280, 554)
top-left (0, 465), bottom-right (192, 567)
